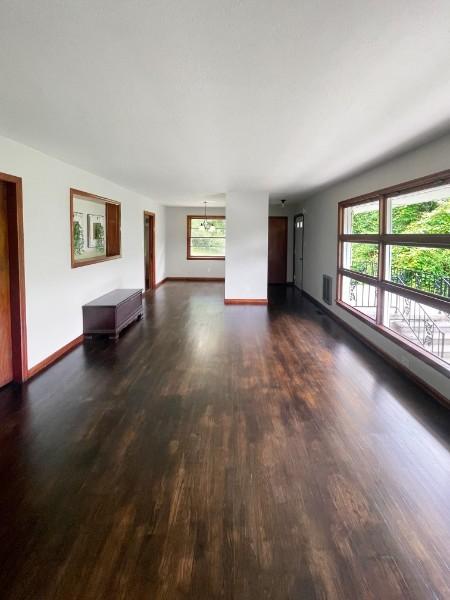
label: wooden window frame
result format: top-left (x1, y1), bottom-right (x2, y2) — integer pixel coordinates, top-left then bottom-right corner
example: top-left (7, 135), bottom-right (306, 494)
top-left (187, 215), bottom-right (226, 260)
top-left (337, 168), bottom-right (450, 376)
top-left (70, 188), bottom-right (121, 268)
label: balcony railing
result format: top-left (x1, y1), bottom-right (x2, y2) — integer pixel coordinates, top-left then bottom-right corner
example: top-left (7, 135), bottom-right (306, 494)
top-left (347, 265), bottom-right (448, 358)
top-left (351, 261), bottom-right (450, 298)
top-left (391, 268), bottom-right (450, 298)
top-left (389, 293), bottom-right (445, 358)
top-left (351, 261), bottom-right (378, 278)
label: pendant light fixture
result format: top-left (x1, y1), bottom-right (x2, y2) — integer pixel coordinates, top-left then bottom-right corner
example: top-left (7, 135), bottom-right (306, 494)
top-left (199, 201), bottom-right (215, 232)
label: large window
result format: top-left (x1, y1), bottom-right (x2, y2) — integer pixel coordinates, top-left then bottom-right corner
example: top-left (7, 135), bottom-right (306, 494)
top-left (187, 216), bottom-right (225, 260)
top-left (337, 170), bottom-right (450, 373)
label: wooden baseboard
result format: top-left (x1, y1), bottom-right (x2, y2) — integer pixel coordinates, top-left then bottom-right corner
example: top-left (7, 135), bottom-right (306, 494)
top-left (165, 277), bottom-right (225, 282)
top-left (154, 278), bottom-right (167, 289)
top-left (301, 290), bottom-right (449, 409)
top-left (27, 335), bottom-right (84, 380)
top-left (150, 276), bottom-right (225, 291)
top-left (224, 299), bottom-right (268, 305)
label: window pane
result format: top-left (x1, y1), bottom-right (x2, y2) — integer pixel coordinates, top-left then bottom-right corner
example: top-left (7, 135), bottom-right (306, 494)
top-left (343, 200), bottom-right (379, 234)
top-left (190, 237), bottom-right (225, 257)
top-left (343, 242), bottom-right (378, 277)
top-left (387, 245), bottom-right (450, 298)
top-left (341, 275), bottom-right (377, 319)
top-left (189, 217), bottom-right (225, 257)
top-left (190, 218), bottom-right (226, 238)
top-left (384, 291), bottom-right (450, 364)
top-left (388, 183), bottom-right (450, 234)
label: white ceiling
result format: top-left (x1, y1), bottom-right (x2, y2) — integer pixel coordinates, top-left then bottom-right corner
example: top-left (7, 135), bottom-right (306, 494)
top-left (0, 1), bottom-right (449, 206)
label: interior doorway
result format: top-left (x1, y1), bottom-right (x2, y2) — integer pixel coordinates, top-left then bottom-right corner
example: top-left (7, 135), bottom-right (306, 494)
top-left (268, 216), bottom-right (288, 284)
top-left (293, 214), bottom-right (304, 291)
top-left (144, 211), bottom-right (156, 291)
top-left (0, 172), bottom-right (27, 387)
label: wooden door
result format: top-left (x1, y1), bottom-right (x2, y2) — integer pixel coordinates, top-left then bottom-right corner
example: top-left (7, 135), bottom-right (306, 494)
top-left (0, 182), bottom-right (13, 387)
top-left (144, 212), bottom-right (155, 290)
top-left (144, 215), bottom-right (150, 290)
top-left (294, 214), bottom-right (304, 290)
top-left (268, 217), bottom-right (288, 284)
top-left (148, 215), bottom-right (155, 289)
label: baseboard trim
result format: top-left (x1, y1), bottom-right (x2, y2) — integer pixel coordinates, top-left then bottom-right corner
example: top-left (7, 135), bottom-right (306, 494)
top-left (150, 277), bottom-right (225, 291)
top-left (27, 335), bottom-right (84, 380)
top-left (224, 299), bottom-right (268, 305)
top-left (166, 277), bottom-right (225, 282)
top-left (154, 278), bottom-right (167, 289)
top-left (301, 290), bottom-right (449, 409)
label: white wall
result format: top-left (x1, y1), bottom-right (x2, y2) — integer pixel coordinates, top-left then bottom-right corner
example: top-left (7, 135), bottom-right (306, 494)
top-left (165, 206), bottom-right (225, 278)
top-left (225, 191), bottom-right (269, 300)
top-left (295, 131), bottom-right (450, 400)
top-left (0, 134), bottom-right (165, 370)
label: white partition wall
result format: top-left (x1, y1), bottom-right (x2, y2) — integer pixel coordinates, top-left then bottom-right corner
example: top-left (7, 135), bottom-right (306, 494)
top-left (225, 191), bottom-right (269, 302)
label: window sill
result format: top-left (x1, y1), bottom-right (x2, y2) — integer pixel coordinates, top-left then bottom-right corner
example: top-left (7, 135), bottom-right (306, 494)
top-left (71, 254), bottom-right (121, 268)
top-left (336, 299), bottom-right (450, 378)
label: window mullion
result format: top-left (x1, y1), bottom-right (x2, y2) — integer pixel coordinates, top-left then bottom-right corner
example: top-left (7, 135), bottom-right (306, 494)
top-left (376, 195), bottom-right (386, 325)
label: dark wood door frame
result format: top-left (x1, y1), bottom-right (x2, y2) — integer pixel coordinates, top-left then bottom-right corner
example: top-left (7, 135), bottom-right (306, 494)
top-left (293, 213), bottom-right (304, 290)
top-left (144, 211), bottom-right (156, 290)
top-left (268, 216), bottom-right (288, 284)
top-left (0, 172), bottom-right (28, 383)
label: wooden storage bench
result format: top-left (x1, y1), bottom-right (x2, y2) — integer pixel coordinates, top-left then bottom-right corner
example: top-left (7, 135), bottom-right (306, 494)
top-left (83, 289), bottom-right (143, 340)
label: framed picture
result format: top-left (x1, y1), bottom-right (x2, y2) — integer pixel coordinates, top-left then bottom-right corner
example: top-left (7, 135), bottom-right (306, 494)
top-left (87, 214), bottom-right (105, 249)
top-left (71, 189), bottom-right (121, 268)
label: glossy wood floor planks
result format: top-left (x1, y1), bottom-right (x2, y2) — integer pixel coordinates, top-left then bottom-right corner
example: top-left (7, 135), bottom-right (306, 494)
top-left (0, 283), bottom-right (449, 599)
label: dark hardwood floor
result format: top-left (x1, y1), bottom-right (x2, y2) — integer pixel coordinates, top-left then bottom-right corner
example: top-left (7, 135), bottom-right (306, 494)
top-left (0, 282), bottom-right (449, 599)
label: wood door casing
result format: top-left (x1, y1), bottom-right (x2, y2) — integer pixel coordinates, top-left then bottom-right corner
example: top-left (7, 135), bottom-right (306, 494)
top-left (0, 173), bottom-right (27, 383)
top-left (294, 214), bottom-right (304, 290)
top-left (268, 216), bottom-right (288, 284)
top-left (0, 182), bottom-right (13, 386)
top-left (144, 212), bottom-right (155, 290)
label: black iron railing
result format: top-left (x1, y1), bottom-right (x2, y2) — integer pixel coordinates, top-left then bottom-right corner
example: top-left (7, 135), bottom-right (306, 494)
top-left (391, 268), bottom-right (450, 298)
top-left (389, 293), bottom-right (445, 358)
top-left (349, 279), bottom-right (377, 307)
top-left (350, 260), bottom-right (450, 298)
top-left (346, 269), bottom-right (447, 358)
top-left (350, 261), bottom-right (378, 277)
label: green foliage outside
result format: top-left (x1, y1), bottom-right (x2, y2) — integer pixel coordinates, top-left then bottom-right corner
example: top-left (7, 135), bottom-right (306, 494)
top-left (95, 223), bottom-right (105, 253)
top-left (190, 218), bottom-right (226, 256)
top-left (350, 199), bottom-right (450, 294)
top-left (190, 219), bottom-right (226, 238)
top-left (73, 221), bottom-right (85, 256)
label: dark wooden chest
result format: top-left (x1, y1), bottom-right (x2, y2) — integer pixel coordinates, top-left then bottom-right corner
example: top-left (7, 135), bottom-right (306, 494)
top-left (83, 289), bottom-right (143, 340)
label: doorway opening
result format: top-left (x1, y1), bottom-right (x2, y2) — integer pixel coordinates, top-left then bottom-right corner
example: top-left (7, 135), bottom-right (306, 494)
top-left (268, 216), bottom-right (288, 284)
top-left (293, 214), bottom-right (304, 291)
top-left (144, 211), bottom-right (156, 291)
top-left (0, 172), bottom-right (27, 387)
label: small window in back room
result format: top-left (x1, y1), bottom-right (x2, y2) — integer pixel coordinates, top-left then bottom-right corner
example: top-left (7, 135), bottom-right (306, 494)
top-left (187, 216), bottom-right (226, 259)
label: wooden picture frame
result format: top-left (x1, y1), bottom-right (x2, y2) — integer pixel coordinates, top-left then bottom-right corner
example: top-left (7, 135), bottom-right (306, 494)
top-left (70, 188), bottom-right (121, 268)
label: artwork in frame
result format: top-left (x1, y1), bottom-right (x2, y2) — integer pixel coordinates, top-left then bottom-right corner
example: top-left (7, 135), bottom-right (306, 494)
top-left (87, 214), bottom-right (105, 252)
top-left (73, 211), bottom-right (85, 256)
top-left (71, 188), bottom-right (121, 268)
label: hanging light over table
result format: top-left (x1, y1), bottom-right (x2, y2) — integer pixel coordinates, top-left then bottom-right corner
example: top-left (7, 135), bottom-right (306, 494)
top-left (199, 201), bottom-right (215, 232)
